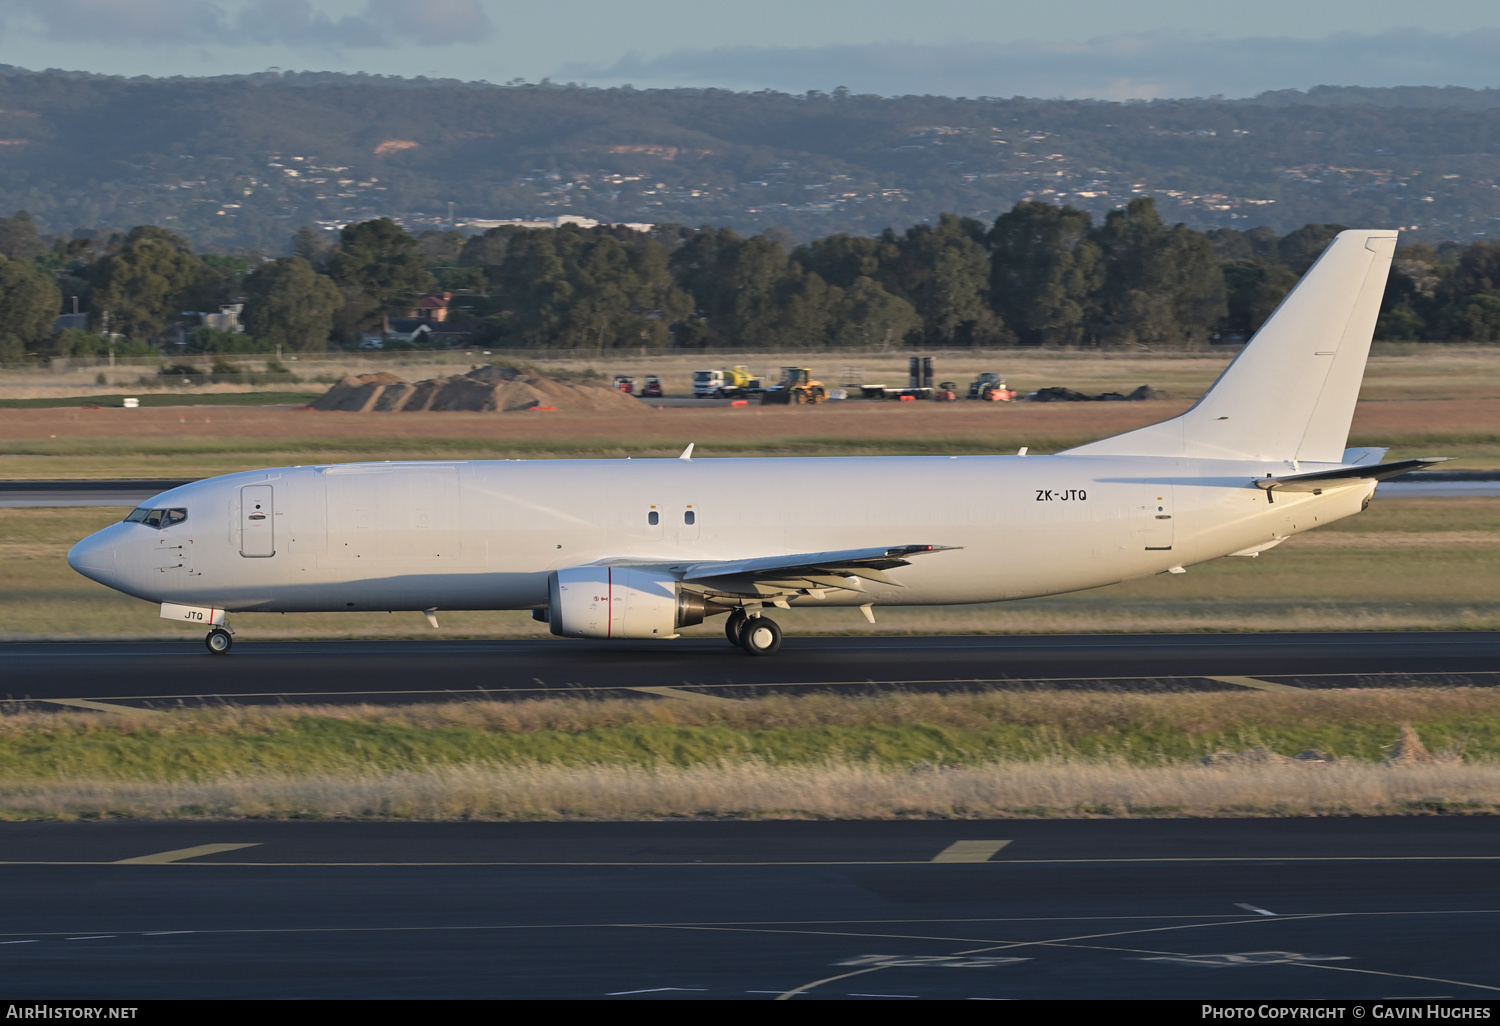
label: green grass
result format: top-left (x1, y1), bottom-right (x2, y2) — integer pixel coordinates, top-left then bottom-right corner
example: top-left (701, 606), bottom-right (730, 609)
top-left (2, 692), bottom-right (1495, 821)
top-left (0, 689), bottom-right (1491, 782)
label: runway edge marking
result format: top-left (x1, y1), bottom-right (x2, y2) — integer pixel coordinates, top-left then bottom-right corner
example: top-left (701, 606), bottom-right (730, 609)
top-left (37, 698), bottom-right (156, 714)
top-left (627, 686), bottom-right (739, 704)
top-left (1207, 676), bottom-right (1304, 693)
top-left (113, 843), bottom-right (261, 864)
top-left (932, 841), bottom-right (1012, 863)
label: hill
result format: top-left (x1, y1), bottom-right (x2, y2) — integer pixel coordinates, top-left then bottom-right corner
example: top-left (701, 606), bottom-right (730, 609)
top-left (0, 68), bottom-right (1494, 251)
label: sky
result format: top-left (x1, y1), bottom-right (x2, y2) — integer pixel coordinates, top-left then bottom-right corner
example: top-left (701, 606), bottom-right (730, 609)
top-left (0, 0), bottom-right (1497, 98)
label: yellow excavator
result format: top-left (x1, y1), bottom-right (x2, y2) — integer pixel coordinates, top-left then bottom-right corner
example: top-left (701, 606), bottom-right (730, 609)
top-left (761, 367), bottom-right (827, 405)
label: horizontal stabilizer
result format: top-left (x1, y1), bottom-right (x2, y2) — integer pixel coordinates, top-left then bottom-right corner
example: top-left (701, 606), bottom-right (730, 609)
top-left (1341, 447), bottom-right (1389, 465)
top-left (1256, 457), bottom-right (1450, 493)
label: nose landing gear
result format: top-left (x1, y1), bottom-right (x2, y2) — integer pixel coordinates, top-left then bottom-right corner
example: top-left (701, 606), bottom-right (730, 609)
top-left (205, 627), bottom-right (234, 655)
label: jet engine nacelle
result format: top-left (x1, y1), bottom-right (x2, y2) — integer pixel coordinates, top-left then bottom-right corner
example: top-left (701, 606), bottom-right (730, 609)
top-left (547, 566), bottom-right (728, 639)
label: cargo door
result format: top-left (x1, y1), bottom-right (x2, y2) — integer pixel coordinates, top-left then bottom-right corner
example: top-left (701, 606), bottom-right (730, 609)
top-left (241, 484), bottom-right (275, 557)
top-left (1138, 482), bottom-right (1175, 551)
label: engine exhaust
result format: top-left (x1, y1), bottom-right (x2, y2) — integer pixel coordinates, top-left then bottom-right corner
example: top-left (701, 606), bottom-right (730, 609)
top-left (675, 591), bottom-right (735, 628)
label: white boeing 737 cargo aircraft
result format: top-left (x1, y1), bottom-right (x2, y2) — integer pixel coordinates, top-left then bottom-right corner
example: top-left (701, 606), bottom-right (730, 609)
top-left (68, 229), bottom-right (1442, 656)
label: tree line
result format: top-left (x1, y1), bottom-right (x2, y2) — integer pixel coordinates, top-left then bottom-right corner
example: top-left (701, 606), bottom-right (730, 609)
top-left (0, 200), bottom-right (1498, 362)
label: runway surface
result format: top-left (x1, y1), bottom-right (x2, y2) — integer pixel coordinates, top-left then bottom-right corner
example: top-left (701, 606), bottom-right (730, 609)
top-left (3, 818), bottom-right (1498, 999)
top-left (4, 632), bottom-right (1499, 707)
top-left (0, 479), bottom-right (193, 508)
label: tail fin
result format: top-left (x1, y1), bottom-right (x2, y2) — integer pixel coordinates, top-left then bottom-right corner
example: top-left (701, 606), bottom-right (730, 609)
top-left (1064, 229), bottom-right (1398, 463)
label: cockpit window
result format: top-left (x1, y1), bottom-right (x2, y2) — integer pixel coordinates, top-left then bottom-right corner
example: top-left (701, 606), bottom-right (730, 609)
top-left (123, 507), bottom-right (187, 529)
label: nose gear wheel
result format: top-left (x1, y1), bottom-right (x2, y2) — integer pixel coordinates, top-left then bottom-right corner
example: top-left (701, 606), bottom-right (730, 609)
top-left (205, 628), bottom-right (233, 655)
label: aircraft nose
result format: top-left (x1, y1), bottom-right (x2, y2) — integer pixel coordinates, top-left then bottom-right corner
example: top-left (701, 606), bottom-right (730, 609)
top-left (67, 527), bottom-right (120, 586)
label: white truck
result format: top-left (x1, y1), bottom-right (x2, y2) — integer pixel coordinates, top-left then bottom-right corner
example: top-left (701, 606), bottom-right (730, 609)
top-left (692, 369), bottom-right (724, 397)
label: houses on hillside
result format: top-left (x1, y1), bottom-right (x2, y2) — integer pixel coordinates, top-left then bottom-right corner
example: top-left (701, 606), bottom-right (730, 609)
top-left (362, 291), bottom-right (478, 348)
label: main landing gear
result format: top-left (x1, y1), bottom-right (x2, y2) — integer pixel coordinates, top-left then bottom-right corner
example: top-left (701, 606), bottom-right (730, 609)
top-left (725, 608), bottom-right (747, 646)
top-left (723, 608), bottom-right (782, 657)
top-left (205, 627), bottom-right (234, 655)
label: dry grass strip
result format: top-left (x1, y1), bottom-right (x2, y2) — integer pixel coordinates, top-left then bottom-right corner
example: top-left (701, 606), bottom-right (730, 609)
top-left (3, 760), bottom-right (1497, 821)
top-left (6, 688), bottom-right (1498, 736)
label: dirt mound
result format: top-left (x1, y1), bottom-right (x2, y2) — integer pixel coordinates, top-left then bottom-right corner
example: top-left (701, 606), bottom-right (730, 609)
top-left (370, 382), bottom-right (415, 411)
top-left (467, 365), bottom-right (523, 384)
top-left (311, 366), bottom-right (648, 414)
top-left (1384, 724), bottom-right (1460, 765)
top-left (311, 372), bottom-right (409, 412)
top-left (429, 375), bottom-right (500, 411)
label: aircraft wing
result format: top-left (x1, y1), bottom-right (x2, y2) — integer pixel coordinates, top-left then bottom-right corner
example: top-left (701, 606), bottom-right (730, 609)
top-left (1255, 457), bottom-right (1450, 493)
top-left (677, 544), bottom-right (959, 603)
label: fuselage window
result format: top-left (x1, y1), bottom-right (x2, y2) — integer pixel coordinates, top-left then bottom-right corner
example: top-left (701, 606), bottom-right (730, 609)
top-left (648, 511), bottom-right (659, 526)
top-left (684, 510), bottom-right (696, 525)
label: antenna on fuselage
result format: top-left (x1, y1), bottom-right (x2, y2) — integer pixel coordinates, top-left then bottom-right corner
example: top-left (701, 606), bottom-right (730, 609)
top-left (679, 443), bottom-right (695, 461)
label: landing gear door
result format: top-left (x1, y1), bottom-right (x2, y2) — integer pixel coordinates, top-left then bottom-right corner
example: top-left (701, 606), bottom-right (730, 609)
top-left (240, 484), bottom-right (275, 557)
top-left (1139, 482), bottom-right (1175, 551)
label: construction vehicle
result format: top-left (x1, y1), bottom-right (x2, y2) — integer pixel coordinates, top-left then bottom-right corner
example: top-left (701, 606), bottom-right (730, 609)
top-left (692, 365), bottom-right (758, 398)
top-left (691, 369), bottom-right (723, 397)
top-left (641, 375), bottom-right (664, 398)
top-left (760, 366), bottom-right (827, 405)
top-left (969, 372), bottom-right (1019, 401)
top-left (888, 357), bottom-right (935, 399)
top-left (722, 365), bottom-right (757, 396)
top-left (613, 375), bottom-right (637, 394)
top-left (845, 357), bottom-right (936, 400)
top-left (934, 380), bottom-right (959, 401)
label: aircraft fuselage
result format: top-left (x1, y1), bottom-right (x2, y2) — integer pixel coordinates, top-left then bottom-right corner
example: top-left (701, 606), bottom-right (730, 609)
top-left (67, 454), bottom-right (1373, 616)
